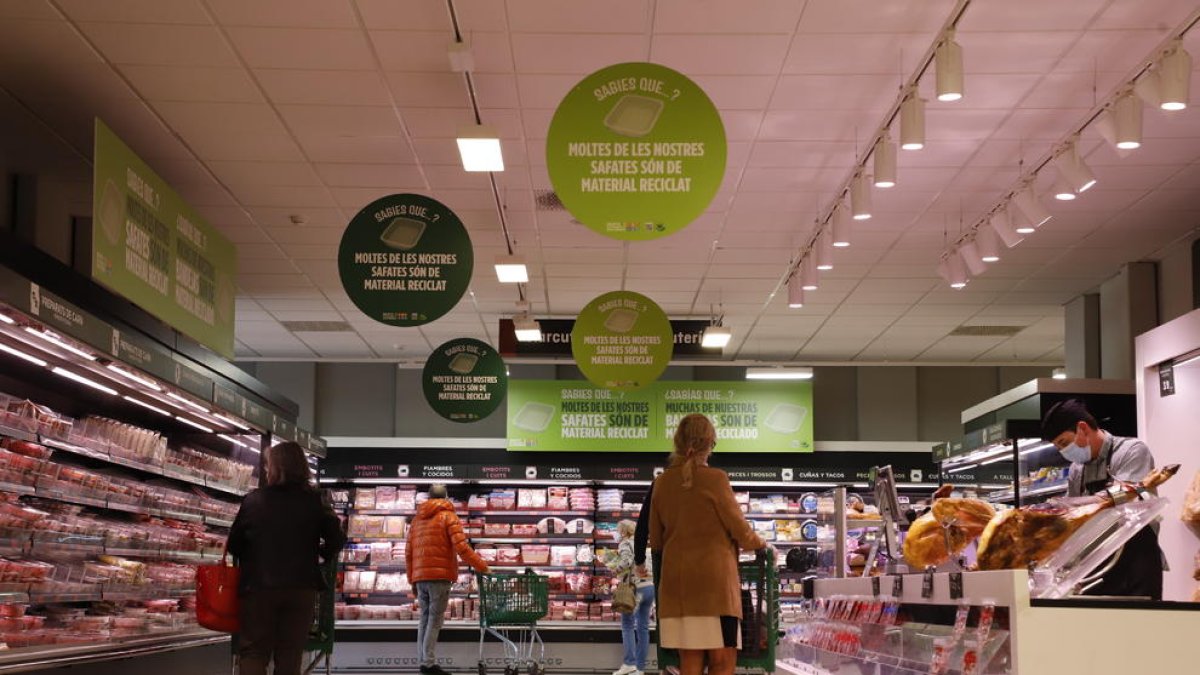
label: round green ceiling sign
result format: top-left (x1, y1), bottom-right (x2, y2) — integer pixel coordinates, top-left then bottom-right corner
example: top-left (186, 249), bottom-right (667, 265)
top-left (571, 291), bottom-right (674, 390)
top-left (546, 62), bottom-right (727, 241)
top-left (422, 338), bottom-right (508, 423)
top-left (338, 193), bottom-right (473, 327)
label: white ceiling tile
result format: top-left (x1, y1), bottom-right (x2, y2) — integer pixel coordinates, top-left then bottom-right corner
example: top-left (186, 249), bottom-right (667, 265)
top-left (58, 0), bottom-right (208, 24)
top-left (226, 27), bottom-right (375, 70)
top-left (506, 0), bottom-right (647, 33)
top-left (257, 69), bottom-right (391, 106)
top-left (297, 135), bottom-right (418, 163)
top-left (207, 0), bottom-right (357, 28)
top-left (798, 0), bottom-right (955, 33)
top-left (355, 0), bottom-right (450, 30)
top-left (79, 23), bottom-right (238, 66)
top-left (655, 0), bottom-right (803, 33)
top-left (510, 33), bottom-right (644, 74)
top-left (652, 34), bottom-right (791, 76)
top-left (373, 30), bottom-right (513, 72)
top-left (122, 65), bottom-right (261, 103)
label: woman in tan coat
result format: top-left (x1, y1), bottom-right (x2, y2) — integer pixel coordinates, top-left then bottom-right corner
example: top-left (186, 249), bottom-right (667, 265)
top-left (650, 414), bottom-right (769, 675)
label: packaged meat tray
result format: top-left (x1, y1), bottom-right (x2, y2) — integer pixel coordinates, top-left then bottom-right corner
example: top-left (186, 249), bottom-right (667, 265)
top-left (518, 489), bottom-right (546, 509)
top-left (375, 486), bottom-right (398, 510)
top-left (355, 489), bottom-right (376, 509)
top-left (483, 522), bottom-right (512, 536)
top-left (521, 545), bottom-right (550, 565)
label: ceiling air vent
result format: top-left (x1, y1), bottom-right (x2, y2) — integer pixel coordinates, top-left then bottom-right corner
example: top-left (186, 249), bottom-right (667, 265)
top-left (948, 325), bottom-right (1025, 337)
top-left (534, 189), bottom-right (566, 211)
top-left (281, 321), bottom-right (353, 333)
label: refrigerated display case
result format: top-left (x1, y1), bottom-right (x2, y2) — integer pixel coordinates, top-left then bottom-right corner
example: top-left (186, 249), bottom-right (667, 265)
top-left (0, 273), bottom-right (321, 671)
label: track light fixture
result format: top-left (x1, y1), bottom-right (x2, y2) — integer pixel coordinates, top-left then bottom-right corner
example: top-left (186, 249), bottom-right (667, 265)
top-left (938, 253), bottom-right (968, 289)
top-left (974, 225), bottom-right (1002, 262)
top-left (1052, 177), bottom-right (1077, 201)
top-left (989, 208), bottom-right (1024, 247)
top-left (935, 30), bottom-right (964, 102)
top-left (850, 172), bottom-right (872, 221)
top-left (1158, 41), bottom-right (1192, 111)
top-left (900, 94), bottom-right (926, 150)
top-left (1052, 141), bottom-right (1097, 194)
top-left (815, 230), bottom-right (834, 271)
top-left (831, 204), bottom-right (853, 247)
top-left (873, 133), bottom-right (897, 188)
top-left (1111, 92), bottom-right (1143, 150)
top-left (958, 241), bottom-right (987, 276)
top-left (787, 274), bottom-right (805, 309)
top-left (800, 259), bottom-right (819, 291)
top-left (1011, 187), bottom-right (1052, 231)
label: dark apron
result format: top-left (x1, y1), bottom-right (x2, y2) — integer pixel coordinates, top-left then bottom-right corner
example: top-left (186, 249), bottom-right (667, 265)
top-left (1081, 438), bottom-right (1163, 600)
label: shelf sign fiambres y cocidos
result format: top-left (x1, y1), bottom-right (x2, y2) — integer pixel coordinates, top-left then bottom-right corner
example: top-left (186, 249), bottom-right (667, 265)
top-left (338, 193), bottom-right (473, 327)
top-left (422, 337), bottom-right (508, 423)
top-left (546, 62), bottom-right (726, 241)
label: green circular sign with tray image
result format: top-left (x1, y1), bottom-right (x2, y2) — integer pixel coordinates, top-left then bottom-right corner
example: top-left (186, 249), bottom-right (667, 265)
top-left (422, 337), bottom-right (508, 423)
top-left (338, 193), bottom-right (473, 327)
top-left (571, 290), bottom-right (674, 390)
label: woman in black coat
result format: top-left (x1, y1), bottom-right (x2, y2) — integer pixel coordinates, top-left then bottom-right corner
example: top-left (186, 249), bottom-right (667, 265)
top-left (227, 442), bottom-right (345, 675)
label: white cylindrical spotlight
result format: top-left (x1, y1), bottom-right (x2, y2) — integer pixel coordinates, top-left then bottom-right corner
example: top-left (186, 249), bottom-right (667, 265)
top-left (990, 208), bottom-right (1024, 247)
top-left (1012, 187), bottom-right (1052, 230)
top-left (941, 253), bottom-right (968, 289)
top-left (1159, 42), bottom-right (1191, 111)
top-left (787, 274), bottom-right (805, 309)
top-left (1053, 142), bottom-right (1097, 193)
top-left (873, 133), bottom-right (897, 188)
top-left (959, 241), bottom-right (987, 276)
top-left (815, 231), bottom-right (834, 271)
top-left (975, 225), bottom-right (1002, 262)
top-left (900, 95), bottom-right (925, 150)
top-left (1111, 92), bottom-right (1143, 150)
top-left (832, 204), bottom-right (852, 247)
top-left (935, 31), bottom-right (964, 102)
top-left (800, 259), bottom-right (819, 291)
top-left (850, 173), bottom-right (872, 221)
top-left (1052, 176), bottom-right (1077, 201)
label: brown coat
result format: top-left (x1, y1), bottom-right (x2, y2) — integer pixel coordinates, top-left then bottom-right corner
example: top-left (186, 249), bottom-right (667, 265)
top-left (649, 465), bottom-right (764, 619)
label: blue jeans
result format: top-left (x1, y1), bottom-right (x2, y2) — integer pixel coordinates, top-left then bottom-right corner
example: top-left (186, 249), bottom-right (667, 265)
top-left (416, 580), bottom-right (452, 667)
top-left (621, 584), bottom-right (655, 670)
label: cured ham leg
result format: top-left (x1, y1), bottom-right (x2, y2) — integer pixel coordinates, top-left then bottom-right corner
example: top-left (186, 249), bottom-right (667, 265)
top-left (976, 464), bottom-right (1180, 571)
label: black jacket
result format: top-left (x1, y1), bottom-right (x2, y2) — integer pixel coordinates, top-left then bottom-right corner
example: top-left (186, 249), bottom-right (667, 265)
top-left (227, 484), bottom-right (346, 593)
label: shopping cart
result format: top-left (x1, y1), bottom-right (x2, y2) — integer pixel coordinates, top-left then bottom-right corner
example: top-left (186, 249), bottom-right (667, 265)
top-left (475, 570), bottom-right (550, 675)
top-left (302, 556), bottom-right (338, 675)
top-left (654, 550), bottom-right (780, 674)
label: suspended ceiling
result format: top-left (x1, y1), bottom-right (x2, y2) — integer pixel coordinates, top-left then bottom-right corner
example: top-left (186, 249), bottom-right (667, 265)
top-left (1, 0), bottom-right (1198, 364)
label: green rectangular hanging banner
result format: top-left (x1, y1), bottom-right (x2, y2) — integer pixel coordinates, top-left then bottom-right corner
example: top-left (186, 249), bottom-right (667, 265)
top-left (91, 119), bottom-right (237, 358)
top-left (506, 380), bottom-right (813, 452)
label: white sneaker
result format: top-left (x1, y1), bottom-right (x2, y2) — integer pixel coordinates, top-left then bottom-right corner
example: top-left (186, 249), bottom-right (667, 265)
top-left (613, 665), bottom-right (638, 675)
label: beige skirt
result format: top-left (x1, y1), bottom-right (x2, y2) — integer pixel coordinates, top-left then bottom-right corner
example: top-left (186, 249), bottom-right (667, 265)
top-left (658, 616), bottom-right (741, 650)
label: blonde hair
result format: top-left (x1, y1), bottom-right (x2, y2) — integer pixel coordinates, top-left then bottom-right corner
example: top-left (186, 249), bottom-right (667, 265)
top-left (670, 413), bottom-right (715, 489)
top-left (617, 519), bottom-right (637, 539)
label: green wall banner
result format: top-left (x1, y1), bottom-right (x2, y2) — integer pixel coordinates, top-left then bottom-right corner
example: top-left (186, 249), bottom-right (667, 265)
top-left (546, 62), bottom-right (726, 241)
top-left (571, 290), bottom-right (673, 391)
top-left (422, 337), bottom-right (508, 423)
top-left (507, 380), bottom-right (813, 452)
top-left (91, 119), bottom-right (237, 358)
top-left (338, 193), bottom-right (473, 327)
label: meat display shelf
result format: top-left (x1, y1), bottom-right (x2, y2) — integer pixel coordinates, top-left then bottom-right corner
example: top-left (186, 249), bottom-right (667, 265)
top-left (0, 627), bottom-right (226, 673)
top-left (340, 591), bottom-right (600, 601)
top-left (335, 619), bottom-right (620, 630)
top-left (468, 510), bottom-right (593, 517)
top-left (0, 477), bottom-right (233, 527)
top-left (987, 480), bottom-right (1069, 503)
top-left (470, 536), bottom-right (595, 544)
top-left (37, 436), bottom-right (251, 497)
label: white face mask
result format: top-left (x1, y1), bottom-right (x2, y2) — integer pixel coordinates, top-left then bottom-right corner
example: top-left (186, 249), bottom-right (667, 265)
top-left (1059, 433), bottom-right (1092, 464)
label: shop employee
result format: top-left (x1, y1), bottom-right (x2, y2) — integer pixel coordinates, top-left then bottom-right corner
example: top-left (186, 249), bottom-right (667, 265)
top-left (1041, 399), bottom-right (1163, 600)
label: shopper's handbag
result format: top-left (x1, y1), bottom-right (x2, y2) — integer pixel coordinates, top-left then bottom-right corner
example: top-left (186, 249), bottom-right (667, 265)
top-left (195, 550), bottom-right (240, 632)
top-left (612, 572), bottom-right (637, 614)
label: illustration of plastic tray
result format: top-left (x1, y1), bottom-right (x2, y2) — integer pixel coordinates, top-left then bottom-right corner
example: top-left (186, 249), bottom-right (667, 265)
top-left (512, 402), bottom-right (555, 433)
top-left (603, 94), bottom-right (664, 138)
top-left (603, 307), bottom-right (639, 333)
top-left (763, 403), bottom-right (808, 434)
top-left (98, 179), bottom-right (124, 244)
top-left (379, 217), bottom-right (426, 250)
top-left (448, 352), bottom-right (479, 375)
